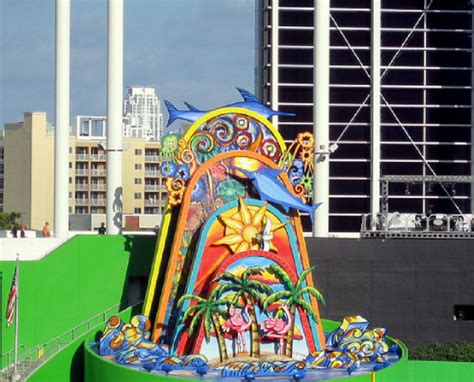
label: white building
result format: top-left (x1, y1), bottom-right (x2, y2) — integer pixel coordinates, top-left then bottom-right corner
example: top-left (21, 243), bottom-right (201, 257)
top-left (123, 86), bottom-right (164, 141)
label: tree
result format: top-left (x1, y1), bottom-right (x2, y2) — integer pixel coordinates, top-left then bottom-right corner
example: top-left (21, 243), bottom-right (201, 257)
top-left (0, 212), bottom-right (21, 229)
top-left (264, 265), bottom-right (325, 357)
top-left (178, 290), bottom-right (230, 362)
top-left (213, 266), bottom-right (273, 357)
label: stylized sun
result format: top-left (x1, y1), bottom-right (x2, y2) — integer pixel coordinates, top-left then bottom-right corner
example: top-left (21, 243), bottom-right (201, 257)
top-left (213, 197), bottom-right (284, 254)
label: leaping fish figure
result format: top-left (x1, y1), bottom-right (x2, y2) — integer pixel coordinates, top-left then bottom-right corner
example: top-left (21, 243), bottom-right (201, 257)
top-left (231, 166), bottom-right (322, 223)
top-left (164, 87), bottom-right (295, 127)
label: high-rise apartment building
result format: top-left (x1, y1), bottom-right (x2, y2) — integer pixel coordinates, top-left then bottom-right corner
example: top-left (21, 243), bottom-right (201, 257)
top-left (257, 0), bottom-right (474, 234)
top-left (0, 112), bottom-right (167, 230)
top-left (123, 86), bottom-right (164, 141)
top-left (2, 112), bottom-right (55, 229)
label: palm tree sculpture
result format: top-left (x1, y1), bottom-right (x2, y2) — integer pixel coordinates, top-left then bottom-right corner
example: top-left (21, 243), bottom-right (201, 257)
top-left (213, 266), bottom-right (273, 357)
top-left (264, 265), bottom-right (326, 357)
top-left (178, 290), bottom-right (230, 362)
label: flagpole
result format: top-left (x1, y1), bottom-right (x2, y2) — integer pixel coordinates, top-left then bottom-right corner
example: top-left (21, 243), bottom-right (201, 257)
top-left (13, 253), bottom-right (20, 381)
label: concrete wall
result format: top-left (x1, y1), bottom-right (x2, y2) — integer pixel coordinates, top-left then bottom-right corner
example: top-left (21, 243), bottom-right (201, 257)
top-left (307, 238), bottom-right (474, 347)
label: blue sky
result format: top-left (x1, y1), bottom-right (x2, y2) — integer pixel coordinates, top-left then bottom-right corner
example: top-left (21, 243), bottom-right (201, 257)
top-left (0, 0), bottom-right (256, 127)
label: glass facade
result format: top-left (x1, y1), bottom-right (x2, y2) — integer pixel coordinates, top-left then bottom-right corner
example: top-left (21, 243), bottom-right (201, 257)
top-left (258, 0), bottom-right (473, 233)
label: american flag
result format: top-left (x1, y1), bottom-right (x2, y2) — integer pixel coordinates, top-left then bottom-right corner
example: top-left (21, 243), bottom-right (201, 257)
top-left (6, 266), bottom-right (18, 326)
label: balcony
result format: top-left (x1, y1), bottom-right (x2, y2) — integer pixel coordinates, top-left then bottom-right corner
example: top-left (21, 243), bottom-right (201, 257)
top-left (75, 154), bottom-right (89, 161)
top-left (144, 184), bottom-right (159, 191)
top-left (75, 184), bottom-right (89, 191)
top-left (144, 171), bottom-right (160, 177)
top-left (91, 199), bottom-right (106, 206)
top-left (91, 169), bottom-right (106, 176)
top-left (145, 155), bottom-right (161, 162)
top-left (145, 199), bottom-right (159, 206)
top-left (75, 169), bottom-right (89, 176)
top-left (76, 198), bottom-right (89, 206)
top-left (90, 184), bottom-right (106, 191)
top-left (91, 154), bottom-right (106, 161)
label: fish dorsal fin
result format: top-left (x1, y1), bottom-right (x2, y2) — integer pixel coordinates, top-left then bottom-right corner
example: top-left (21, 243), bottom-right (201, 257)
top-left (259, 167), bottom-right (284, 179)
top-left (184, 102), bottom-right (200, 112)
top-left (236, 87), bottom-right (261, 104)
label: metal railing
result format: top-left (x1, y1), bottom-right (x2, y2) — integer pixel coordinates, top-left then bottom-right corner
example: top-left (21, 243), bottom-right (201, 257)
top-left (75, 154), bottom-right (89, 161)
top-left (75, 184), bottom-right (89, 191)
top-left (144, 199), bottom-right (160, 206)
top-left (361, 213), bottom-right (474, 239)
top-left (90, 184), bottom-right (106, 191)
top-left (75, 169), bottom-right (89, 176)
top-left (75, 199), bottom-right (89, 206)
top-left (144, 171), bottom-right (160, 177)
top-left (144, 184), bottom-right (159, 191)
top-left (90, 199), bottom-right (106, 206)
top-left (90, 169), bottom-right (106, 176)
top-left (0, 300), bottom-right (134, 381)
top-left (90, 154), bottom-right (106, 161)
top-left (144, 155), bottom-right (160, 162)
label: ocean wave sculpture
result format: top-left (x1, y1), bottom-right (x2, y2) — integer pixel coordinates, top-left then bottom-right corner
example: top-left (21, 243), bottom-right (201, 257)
top-left (306, 316), bottom-right (399, 374)
top-left (221, 360), bottom-right (306, 381)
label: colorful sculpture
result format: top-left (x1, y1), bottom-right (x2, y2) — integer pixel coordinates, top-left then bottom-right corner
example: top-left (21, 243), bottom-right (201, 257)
top-left (165, 88), bottom-right (295, 127)
top-left (259, 303), bottom-right (292, 355)
top-left (96, 90), bottom-right (401, 379)
top-left (231, 166), bottom-right (322, 222)
top-left (222, 305), bottom-right (252, 354)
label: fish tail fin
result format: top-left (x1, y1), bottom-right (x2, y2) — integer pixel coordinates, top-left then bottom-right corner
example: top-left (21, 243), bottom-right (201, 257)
top-left (308, 202), bottom-right (323, 224)
top-left (164, 100), bottom-right (179, 127)
top-left (275, 110), bottom-right (296, 117)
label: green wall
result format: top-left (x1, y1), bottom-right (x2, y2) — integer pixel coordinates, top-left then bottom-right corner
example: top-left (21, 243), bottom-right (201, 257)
top-left (27, 305), bottom-right (141, 382)
top-left (0, 235), bottom-right (156, 369)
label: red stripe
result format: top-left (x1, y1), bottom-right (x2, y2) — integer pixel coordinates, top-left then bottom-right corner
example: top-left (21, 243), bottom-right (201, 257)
top-left (6, 270), bottom-right (17, 326)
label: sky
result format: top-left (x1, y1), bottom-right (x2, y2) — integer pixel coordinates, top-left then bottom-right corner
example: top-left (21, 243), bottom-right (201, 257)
top-left (0, 0), bottom-right (256, 128)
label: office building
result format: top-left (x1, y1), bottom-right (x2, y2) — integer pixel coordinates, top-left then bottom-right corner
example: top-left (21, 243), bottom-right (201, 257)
top-left (1, 112), bottom-right (167, 230)
top-left (123, 86), bottom-right (164, 141)
top-left (257, 0), bottom-right (474, 234)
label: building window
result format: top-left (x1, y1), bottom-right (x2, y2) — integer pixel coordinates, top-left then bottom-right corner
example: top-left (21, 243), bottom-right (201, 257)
top-left (69, 147), bottom-right (72, 153)
top-left (134, 193), bottom-right (142, 199)
top-left (69, 162), bottom-right (72, 168)
top-left (134, 208), bottom-right (141, 214)
top-left (69, 177), bottom-right (72, 184)
top-left (135, 178), bottom-right (142, 185)
top-left (135, 148), bottom-right (142, 155)
top-left (135, 164), bottom-right (142, 170)
top-left (69, 192), bottom-right (72, 198)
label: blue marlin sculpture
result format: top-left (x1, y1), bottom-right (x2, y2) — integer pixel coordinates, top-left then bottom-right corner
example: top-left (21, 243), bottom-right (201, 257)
top-left (164, 88), bottom-right (295, 127)
top-left (231, 166), bottom-right (322, 223)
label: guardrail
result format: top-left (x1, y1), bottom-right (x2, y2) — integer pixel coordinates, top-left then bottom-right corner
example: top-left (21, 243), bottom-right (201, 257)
top-left (361, 213), bottom-right (474, 239)
top-left (0, 300), bottom-right (137, 381)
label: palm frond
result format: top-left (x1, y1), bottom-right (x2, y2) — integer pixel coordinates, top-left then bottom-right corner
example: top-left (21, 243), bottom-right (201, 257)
top-left (263, 290), bottom-right (292, 310)
top-left (203, 311), bottom-right (213, 342)
top-left (267, 265), bottom-right (294, 290)
top-left (296, 299), bottom-right (318, 323)
top-left (242, 266), bottom-right (265, 279)
top-left (183, 304), bottom-right (201, 322)
top-left (178, 294), bottom-right (205, 307)
top-left (296, 266), bottom-right (317, 289)
top-left (188, 307), bottom-right (205, 336)
top-left (247, 279), bottom-right (273, 295)
top-left (213, 272), bottom-right (242, 285)
top-left (297, 286), bottom-right (326, 306)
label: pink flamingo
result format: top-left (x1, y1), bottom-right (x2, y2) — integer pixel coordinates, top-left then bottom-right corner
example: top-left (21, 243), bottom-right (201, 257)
top-left (259, 303), bottom-right (293, 355)
top-left (222, 305), bottom-right (252, 354)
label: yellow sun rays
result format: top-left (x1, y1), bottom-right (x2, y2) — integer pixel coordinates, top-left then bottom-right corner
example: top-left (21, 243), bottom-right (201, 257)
top-left (213, 197), bottom-right (285, 254)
